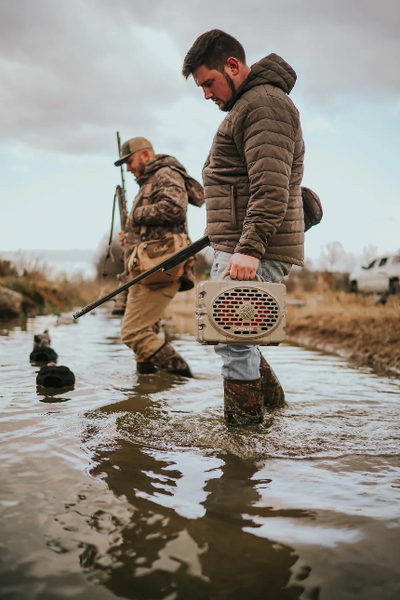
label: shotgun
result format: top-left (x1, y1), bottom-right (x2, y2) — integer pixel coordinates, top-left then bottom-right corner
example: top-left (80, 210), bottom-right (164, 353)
top-left (100, 132), bottom-right (127, 291)
top-left (116, 132), bottom-right (128, 231)
top-left (111, 132), bottom-right (129, 316)
top-left (73, 235), bottom-right (210, 319)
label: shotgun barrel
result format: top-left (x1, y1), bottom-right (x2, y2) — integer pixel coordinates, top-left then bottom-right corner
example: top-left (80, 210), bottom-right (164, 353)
top-left (73, 235), bottom-right (210, 320)
top-left (116, 185), bottom-right (128, 231)
top-left (116, 132), bottom-right (128, 231)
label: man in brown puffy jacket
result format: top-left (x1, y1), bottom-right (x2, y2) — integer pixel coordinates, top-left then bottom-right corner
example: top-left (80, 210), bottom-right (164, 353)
top-left (115, 136), bottom-right (204, 377)
top-left (183, 30), bottom-right (305, 424)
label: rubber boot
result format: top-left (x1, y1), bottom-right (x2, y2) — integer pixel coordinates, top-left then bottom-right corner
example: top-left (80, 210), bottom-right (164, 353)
top-left (259, 353), bottom-right (286, 409)
top-left (148, 342), bottom-right (193, 377)
top-left (136, 361), bottom-right (158, 374)
top-left (112, 273), bottom-right (129, 316)
top-left (223, 378), bottom-right (263, 426)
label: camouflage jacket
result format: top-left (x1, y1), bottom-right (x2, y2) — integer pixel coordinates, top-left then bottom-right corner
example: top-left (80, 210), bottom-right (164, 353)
top-left (124, 155), bottom-right (204, 269)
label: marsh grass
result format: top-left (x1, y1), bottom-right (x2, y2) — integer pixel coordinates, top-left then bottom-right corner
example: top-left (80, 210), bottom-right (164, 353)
top-left (0, 257), bottom-right (99, 315)
top-left (286, 290), bottom-right (400, 375)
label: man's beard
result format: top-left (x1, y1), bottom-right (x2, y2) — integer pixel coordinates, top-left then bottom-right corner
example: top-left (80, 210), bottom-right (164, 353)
top-left (218, 72), bottom-right (236, 112)
top-left (135, 157), bottom-right (147, 179)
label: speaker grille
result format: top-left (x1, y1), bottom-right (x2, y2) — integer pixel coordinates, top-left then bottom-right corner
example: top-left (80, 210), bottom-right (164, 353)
top-left (211, 287), bottom-right (280, 338)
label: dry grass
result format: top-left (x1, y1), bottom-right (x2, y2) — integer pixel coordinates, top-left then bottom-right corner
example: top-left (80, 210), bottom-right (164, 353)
top-left (0, 258), bottom-right (100, 315)
top-left (286, 290), bottom-right (400, 375)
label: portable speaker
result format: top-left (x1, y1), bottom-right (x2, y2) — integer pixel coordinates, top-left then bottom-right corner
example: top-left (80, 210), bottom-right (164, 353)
top-left (195, 275), bottom-right (287, 345)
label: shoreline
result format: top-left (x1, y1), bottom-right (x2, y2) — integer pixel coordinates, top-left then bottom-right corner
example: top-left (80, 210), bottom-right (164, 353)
top-left (285, 291), bottom-right (400, 378)
top-left (286, 333), bottom-right (400, 377)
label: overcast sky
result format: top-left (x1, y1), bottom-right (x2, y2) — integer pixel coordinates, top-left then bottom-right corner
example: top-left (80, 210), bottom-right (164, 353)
top-left (0, 0), bottom-right (399, 265)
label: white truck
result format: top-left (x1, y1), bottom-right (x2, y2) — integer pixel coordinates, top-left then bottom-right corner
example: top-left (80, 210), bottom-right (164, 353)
top-left (349, 253), bottom-right (400, 294)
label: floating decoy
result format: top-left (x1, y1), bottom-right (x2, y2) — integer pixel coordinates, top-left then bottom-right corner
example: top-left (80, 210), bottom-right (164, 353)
top-left (36, 365), bottom-right (75, 389)
top-left (30, 330), bottom-right (58, 363)
top-left (55, 312), bottom-right (77, 325)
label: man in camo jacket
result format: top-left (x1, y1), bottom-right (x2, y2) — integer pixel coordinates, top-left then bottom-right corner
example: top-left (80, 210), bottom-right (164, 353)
top-left (115, 137), bottom-right (204, 377)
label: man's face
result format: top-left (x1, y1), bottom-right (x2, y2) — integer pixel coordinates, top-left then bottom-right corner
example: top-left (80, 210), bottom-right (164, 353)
top-left (126, 151), bottom-right (146, 178)
top-left (193, 65), bottom-right (236, 111)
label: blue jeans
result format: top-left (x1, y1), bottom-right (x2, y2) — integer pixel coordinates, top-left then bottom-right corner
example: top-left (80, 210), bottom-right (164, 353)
top-left (211, 250), bottom-right (291, 381)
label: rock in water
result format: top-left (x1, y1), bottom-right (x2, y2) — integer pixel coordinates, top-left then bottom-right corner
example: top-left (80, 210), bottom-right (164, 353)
top-left (0, 286), bottom-right (23, 317)
top-left (56, 313), bottom-right (77, 325)
top-left (36, 365), bottom-right (75, 389)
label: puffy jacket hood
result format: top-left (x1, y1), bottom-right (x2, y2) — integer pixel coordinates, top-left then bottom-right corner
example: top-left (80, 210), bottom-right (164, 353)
top-left (138, 154), bottom-right (204, 207)
top-left (227, 53), bottom-right (297, 110)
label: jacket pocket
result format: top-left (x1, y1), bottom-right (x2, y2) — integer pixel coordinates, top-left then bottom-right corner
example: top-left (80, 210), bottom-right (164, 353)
top-left (230, 186), bottom-right (238, 230)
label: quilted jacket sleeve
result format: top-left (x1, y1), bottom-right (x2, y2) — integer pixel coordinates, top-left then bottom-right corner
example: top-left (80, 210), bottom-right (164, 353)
top-left (134, 167), bottom-right (187, 225)
top-left (232, 92), bottom-right (299, 259)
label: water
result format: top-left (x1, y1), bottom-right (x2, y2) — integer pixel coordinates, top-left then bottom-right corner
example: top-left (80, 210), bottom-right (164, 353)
top-left (1, 309), bottom-right (400, 599)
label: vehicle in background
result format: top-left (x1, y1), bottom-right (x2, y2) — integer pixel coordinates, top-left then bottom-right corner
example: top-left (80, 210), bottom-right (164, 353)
top-left (349, 253), bottom-right (400, 294)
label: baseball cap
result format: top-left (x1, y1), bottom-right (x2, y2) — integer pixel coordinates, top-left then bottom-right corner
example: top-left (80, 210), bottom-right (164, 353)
top-left (114, 137), bottom-right (154, 166)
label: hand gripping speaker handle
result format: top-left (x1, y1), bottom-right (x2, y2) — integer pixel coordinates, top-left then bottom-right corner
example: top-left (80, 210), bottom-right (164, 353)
top-left (221, 270), bottom-right (262, 282)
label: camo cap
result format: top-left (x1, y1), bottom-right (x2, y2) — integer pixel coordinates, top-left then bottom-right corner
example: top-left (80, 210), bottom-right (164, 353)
top-left (115, 137), bottom-right (154, 166)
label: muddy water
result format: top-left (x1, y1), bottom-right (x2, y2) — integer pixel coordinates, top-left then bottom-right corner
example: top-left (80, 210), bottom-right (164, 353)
top-left (1, 308), bottom-right (400, 600)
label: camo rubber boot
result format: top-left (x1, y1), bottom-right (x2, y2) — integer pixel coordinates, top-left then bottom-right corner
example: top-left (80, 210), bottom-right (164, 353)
top-left (136, 361), bottom-right (158, 374)
top-left (223, 378), bottom-right (263, 426)
top-left (149, 342), bottom-right (193, 377)
top-left (259, 352), bottom-right (286, 409)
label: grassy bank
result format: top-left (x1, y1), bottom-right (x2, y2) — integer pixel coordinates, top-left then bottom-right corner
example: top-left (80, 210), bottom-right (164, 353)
top-left (286, 291), bottom-right (400, 376)
top-left (0, 258), bottom-right (100, 317)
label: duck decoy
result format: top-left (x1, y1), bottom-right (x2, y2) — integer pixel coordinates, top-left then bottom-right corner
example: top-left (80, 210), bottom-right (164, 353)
top-left (30, 330), bottom-right (58, 363)
top-left (36, 365), bottom-right (75, 389)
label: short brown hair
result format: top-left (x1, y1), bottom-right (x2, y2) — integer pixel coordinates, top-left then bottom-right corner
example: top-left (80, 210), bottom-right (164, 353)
top-left (182, 29), bottom-right (246, 79)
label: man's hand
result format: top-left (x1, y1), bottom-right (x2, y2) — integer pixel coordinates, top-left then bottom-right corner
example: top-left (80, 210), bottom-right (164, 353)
top-left (118, 231), bottom-right (125, 248)
top-left (227, 253), bottom-right (259, 281)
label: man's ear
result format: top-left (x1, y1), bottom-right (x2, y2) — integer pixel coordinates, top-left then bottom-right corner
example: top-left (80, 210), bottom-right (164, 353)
top-left (225, 57), bottom-right (240, 76)
top-left (142, 149), bottom-right (151, 162)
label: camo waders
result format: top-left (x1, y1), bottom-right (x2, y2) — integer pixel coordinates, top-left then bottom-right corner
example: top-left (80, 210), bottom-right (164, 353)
top-left (259, 352), bottom-right (286, 409)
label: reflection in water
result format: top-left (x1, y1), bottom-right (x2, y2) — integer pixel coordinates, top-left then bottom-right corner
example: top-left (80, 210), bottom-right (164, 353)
top-left (77, 378), bottom-right (317, 599)
top-left (1, 309), bottom-right (400, 599)
top-left (85, 439), bottom-right (315, 599)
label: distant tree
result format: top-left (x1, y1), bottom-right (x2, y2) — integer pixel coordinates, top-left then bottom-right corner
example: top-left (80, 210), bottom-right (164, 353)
top-left (303, 257), bottom-right (315, 271)
top-left (318, 241), bottom-right (356, 273)
top-left (360, 244), bottom-right (378, 267)
top-left (0, 260), bottom-right (18, 277)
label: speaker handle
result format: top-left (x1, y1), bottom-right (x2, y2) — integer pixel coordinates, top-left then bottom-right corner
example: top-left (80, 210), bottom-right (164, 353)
top-left (221, 270), bottom-right (262, 282)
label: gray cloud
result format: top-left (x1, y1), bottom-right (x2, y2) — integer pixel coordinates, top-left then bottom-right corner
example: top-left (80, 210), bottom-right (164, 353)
top-left (0, 0), bottom-right (186, 154)
top-left (1, 0), bottom-right (399, 155)
top-left (129, 0), bottom-right (400, 101)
